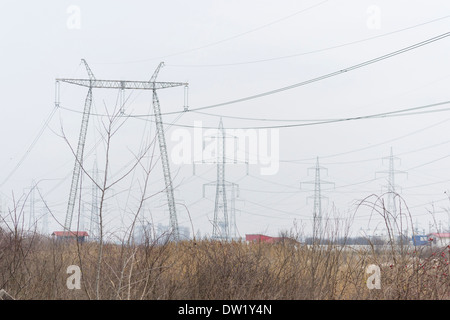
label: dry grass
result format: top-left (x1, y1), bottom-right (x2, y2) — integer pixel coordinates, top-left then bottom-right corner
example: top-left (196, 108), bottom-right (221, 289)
top-left (3, 101), bottom-right (445, 300)
top-left (0, 227), bottom-right (448, 300)
top-left (1, 186), bottom-right (448, 300)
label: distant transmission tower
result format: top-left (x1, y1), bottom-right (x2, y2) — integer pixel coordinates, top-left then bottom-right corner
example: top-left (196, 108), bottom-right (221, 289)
top-left (376, 147), bottom-right (407, 216)
top-left (89, 162), bottom-right (99, 240)
top-left (57, 60), bottom-right (187, 241)
top-left (41, 206), bottom-right (49, 235)
top-left (229, 183), bottom-right (240, 239)
top-left (24, 180), bottom-right (37, 231)
top-left (201, 118), bottom-right (243, 240)
top-left (301, 157), bottom-right (334, 241)
top-left (29, 181), bottom-right (36, 231)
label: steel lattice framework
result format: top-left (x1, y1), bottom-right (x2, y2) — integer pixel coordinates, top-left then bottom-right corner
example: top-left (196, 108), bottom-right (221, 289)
top-left (301, 157), bottom-right (334, 241)
top-left (213, 118), bottom-right (228, 239)
top-left (202, 119), bottom-right (240, 241)
top-left (376, 147), bottom-right (407, 217)
top-left (57, 79), bottom-right (186, 91)
top-left (58, 60), bottom-right (187, 240)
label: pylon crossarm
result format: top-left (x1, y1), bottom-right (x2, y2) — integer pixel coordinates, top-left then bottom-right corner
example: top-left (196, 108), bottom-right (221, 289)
top-left (57, 79), bottom-right (187, 90)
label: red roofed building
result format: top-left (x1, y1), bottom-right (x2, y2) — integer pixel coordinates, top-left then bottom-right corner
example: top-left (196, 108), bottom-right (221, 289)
top-left (246, 234), bottom-right (282, 244)
top-left (52, 231), bottom-right (89, 242)
top-left (428, 232), bottom-right (450, 247)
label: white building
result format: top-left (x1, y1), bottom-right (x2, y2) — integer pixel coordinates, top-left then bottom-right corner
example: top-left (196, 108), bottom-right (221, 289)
top-left (428, 233), bottom-right (450, 247)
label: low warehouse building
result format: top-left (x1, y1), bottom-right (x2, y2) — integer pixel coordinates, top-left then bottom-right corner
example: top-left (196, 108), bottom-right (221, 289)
top-left (52, 231), bottom-right (89, 242)
top-left (246, 234), bottom-right (282, 243)
top-left (428, 232), bottom-right (450, 247)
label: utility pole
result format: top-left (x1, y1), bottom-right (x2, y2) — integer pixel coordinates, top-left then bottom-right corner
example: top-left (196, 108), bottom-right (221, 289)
top-left (301, 157), bottom-right (334, 242)
top-left (57, 60), bottom-right (187, 240)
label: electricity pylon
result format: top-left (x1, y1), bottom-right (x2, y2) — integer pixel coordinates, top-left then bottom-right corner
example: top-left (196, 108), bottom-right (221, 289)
top-left (27, 180), bottom-right (36, 231)
top-left (229, 183), bottom-right (240, 239)
top-left (201, 118), bottom-right (242, 240)
top-left (376, 147), bottom-right (407, 217)
top-left (301, 157), bottom-right (334, 241)
top-left (89, 161), bottom-right (99, 241)
top-left (57, 60), bottom-right (187, 240)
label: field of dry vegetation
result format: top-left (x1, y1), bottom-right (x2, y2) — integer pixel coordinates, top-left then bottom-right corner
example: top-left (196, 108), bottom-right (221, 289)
top-left (0, 226), bottom-right (449, 300)
top-left (2, 104), bottom-right (447, 300)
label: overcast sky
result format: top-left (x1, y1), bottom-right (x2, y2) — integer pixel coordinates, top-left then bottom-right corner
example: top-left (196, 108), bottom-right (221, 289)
top-left (1, 1), bottom-right (450, 240)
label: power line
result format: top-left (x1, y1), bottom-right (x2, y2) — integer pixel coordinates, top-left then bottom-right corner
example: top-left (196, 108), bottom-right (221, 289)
top-left (282, 138), bottom-right (450, 166)
top-left (178, 31), bottom-right (450, 114)
top-left (92, 0), bottom-right (330, 65)
top-left (191, 70), bottom-right (450, 122)
top-left (70, 32), bottom-right (450, 120)
top-left (406, 154), bottom-right (450, 171)
top-left (403, 179), bottom-right (450, 190)
top-left (239, 209), bottom-right (305, 221)
top-left (217, 175), bottom-right (383, 195)
top-left (61, 98), bottom-right (450, 131)
top-left (58, 98), bottom-right (450, 199)
top-left (168, 15), bottom-right (450, 68)
top-left (246, 173), bottom-right (299, 190)
top-left (239, 187), bottom-right (299, 194)
top-left (298, 140), bottom-right (450, 166)
top-left (0, 105), bottom-right (58, 188)
top-left (60, 99), bottom-right (450, 179)
top-left (137, 99), bottom-right (450, 130)
top-left (279, 116), bottom-right (450, 162)
top-left (61, 98), bottom-right (450, 129)
top-left (243, 199), bottom-right (311, 219)
top-left (190, 109), bottom-right (339, 123)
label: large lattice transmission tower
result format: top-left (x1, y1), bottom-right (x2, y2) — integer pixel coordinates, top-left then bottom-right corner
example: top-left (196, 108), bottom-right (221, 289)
top-left (301, 157), bottom-right (334, 241)
top-left (201, 119), bottom-right (243, 240)
top-left (57, 60), bottom-right (187, 240)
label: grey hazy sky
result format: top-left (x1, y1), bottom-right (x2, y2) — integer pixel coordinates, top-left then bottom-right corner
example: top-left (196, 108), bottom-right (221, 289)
top-left (1, 0), bottom-right (450, 239)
